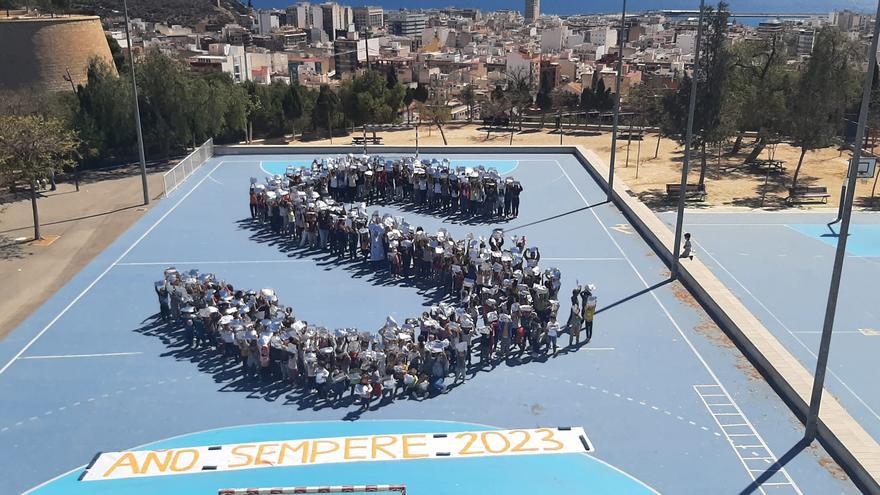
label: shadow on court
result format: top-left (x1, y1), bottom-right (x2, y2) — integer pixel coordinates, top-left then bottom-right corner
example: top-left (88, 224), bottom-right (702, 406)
top-left (134, 304), bottom-right (598, 420)
top-left (738, 438), bottom-right (810, 495)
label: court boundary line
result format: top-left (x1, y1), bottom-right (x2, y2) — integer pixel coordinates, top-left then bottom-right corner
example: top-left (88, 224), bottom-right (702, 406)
top-left (18, 352), bottom-right (142, 360)
top-left (554, 160), bottom-right (803, 495)
top-left (0, 160), bottom-right (226, 377)
top-left (693, 240), bottom-right (880, 425)
top-left (116, 260), bottom-right (315, 266)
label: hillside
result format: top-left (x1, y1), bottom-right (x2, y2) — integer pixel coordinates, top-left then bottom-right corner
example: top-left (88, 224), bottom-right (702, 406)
top-left (69, 0), bottom-right (250, 27)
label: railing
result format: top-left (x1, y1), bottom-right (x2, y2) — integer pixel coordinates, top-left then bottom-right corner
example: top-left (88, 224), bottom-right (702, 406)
top-left (162, 138), bottom-right (214, 197)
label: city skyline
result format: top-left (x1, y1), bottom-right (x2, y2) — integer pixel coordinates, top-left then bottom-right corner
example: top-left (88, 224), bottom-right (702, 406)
top-left (251, 0), bottom-right (875, 15)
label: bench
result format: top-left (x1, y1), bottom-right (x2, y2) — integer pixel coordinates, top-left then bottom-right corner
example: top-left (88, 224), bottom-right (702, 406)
top-left (788, 185), bottom-right (830, 203)
top-left (666, 183), bottom-right (707, 201)
top-left (351, 136), bottom-right (383, 145)
top-left (747, 159), bottom-right (785, 173)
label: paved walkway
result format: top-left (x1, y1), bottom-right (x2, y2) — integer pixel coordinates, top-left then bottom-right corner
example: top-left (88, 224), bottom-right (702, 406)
top-left (0, 165), bottom-right (168, 338)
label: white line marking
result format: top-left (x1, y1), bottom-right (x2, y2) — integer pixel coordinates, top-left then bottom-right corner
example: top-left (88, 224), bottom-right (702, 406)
top-left (116, 260), bottom-right (315, 266)
top-left (207, 175), bottom-right (223, 186)
top-left (0, 160), bottom-right (225, 377)
top-left (695, 385), bottom-right (801, 494)
top-left (790, 331), bottom-right (862, 335)
top-left (556, 161), bottom-right (803, 494)
top-left (541, 257), bottom-right (626, 261)
top-left (17, 352), bottom-right (143, 360)
top-left (580, 347), bottom-right (615, 351)
top-left (693, 239), bottom-right (880, 424)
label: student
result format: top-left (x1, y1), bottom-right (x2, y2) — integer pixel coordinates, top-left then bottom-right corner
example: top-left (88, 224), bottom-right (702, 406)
top-left (547, 321), bottom-right (559, 356)
top-left (567, 288), bottom-right (583, 347)
top-left (680, 232), bottom-right (693, 260)
top-left (355, 375), bottom-right (373, 410)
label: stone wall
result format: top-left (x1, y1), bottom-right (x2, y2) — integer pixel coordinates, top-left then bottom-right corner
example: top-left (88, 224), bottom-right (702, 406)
top-left (0, 16), bottom-right (115, 93)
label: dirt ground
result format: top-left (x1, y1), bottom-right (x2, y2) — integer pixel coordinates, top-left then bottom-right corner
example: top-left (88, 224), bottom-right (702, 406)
top-left (0, 165), bottom-right (168, 339)
top-left (291, 123), bottom-right (880, 211)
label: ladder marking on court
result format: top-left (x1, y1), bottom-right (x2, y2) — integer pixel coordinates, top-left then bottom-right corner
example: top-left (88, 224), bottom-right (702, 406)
top-left (694, 385), bottom-right (802, 495)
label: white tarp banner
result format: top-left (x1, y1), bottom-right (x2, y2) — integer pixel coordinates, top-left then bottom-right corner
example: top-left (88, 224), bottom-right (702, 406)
top-left (81, 427), bottom-right (592, 482)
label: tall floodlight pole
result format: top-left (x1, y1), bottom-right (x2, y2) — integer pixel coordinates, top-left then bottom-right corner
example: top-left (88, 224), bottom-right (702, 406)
top-left (123, 0), bottom-right (149, 205)
top-left (670, 0), bottom-right (705, 279)
top-left (606, 0), bottom-right (627, 201)
top-left (804, 0), bottom-right (880, 441)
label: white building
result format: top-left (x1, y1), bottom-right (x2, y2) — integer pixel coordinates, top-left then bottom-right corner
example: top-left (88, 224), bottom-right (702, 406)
top-left (675, 32), bottom-right (696, 56)
top-left (255, 10), bottom-right (280, 35)
top-left (589, 26), bottom-right (617, 47)
top-left (506, 50), bottom-right (539, 83)
top-left (540, 26), bottom-right (566, 53)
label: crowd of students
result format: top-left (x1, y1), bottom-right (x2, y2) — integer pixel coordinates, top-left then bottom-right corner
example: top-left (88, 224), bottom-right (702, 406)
top-left (249, 155), bottom-right (524, 225)
top-left (149, 155), bottom-right (597, 410)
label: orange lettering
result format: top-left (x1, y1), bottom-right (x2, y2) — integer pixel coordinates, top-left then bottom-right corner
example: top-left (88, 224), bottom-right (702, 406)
top-left (401, 434), bottom-right (428, 459)
top-left (141, 451), bottom-right (173, 473)
top-left (344, 437), bottom-right (367, 460)
top-left (228, 445), bottom-right (256, 468)
top-left (102, 452), bottom-right (140, 478)
top-left (170, 449), bottom-right (199, 472)
top-left (309, 440), bottom-right (340, 463)
top-left (255, 443), bottom-right (278, 465)
top-left (277, 441), bottom-right (310, 466)
top-left (370, 435), bottom-right (398, 459)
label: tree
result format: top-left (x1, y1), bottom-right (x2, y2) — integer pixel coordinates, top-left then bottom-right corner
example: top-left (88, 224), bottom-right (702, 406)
top-left (75, 60), bottom-right (136, 159)
top-left (0, 115), bottom-right (78, 240)
top-left (137, 52), bottom-right (197, 156)
top-left (413, 84), bottom-right (429, 103)
top-left (460, 84), bottom-right (477, 121)
top-left (662, 1), bottom-right (734, 185)
top-left (386, 67), bottom-right (399, 89)
top-left (339, 70), bottom-right (405, 127)
top-left (580, 83), bottom-right (594, 122)
top-left (506, 68), bottom-right (535, 132)
top-left (788, 26), bottom-right (859, 190)
top-left (728, 35), bottom-right (793, 159)
top-left (536, 88), bottom-right (553, 127)
top-left (283, 82), bottom-right (305, 141)
top-left (593, 78), bottom-right (614, 112)
top-left (106, 36), bottom-right (126, 73)
top-left (628, 85), bottom-right (670, 158)
top-left (418, 89), bottom-right (451, 145)
top-left (491, 84), bottom-right (505, 102)
top-left (313, 84), bottom-right (342, 139)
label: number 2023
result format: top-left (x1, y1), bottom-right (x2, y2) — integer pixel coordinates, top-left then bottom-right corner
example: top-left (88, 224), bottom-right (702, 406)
top-left (454, 428), bottom-right (564, 456)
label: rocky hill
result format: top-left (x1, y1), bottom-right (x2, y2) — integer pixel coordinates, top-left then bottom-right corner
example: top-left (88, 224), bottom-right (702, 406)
top-left (69, 0), bottom-right (250, 27)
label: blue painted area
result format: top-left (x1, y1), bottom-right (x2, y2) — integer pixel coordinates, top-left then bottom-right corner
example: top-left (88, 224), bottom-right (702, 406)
top-left (260, 159), bottom-right (518, 177)
top-left (0, 154), bottom-right (861, 495)
top-left (788, 223), bottom-right (880, 257)
top-left (32, 420), bottom-right (654, 495)
top-left (667, 211), bottom-right (880, 446)
top-left (260, 160), bottom-right (314, 176)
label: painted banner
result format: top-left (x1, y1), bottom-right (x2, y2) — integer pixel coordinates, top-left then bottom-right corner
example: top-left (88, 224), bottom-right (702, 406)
top-left (81, 427), bottom-right (592, 482)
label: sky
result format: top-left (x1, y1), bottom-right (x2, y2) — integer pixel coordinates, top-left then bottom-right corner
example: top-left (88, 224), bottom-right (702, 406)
top-left (250, 0), bottom-right (876, 16)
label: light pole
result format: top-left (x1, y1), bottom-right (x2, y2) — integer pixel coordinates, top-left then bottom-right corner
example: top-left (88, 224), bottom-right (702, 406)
top-left (804, 0), bottom-right (880, 441)
top-left (606, 0), bottom-right (627, 201)
top-left (671, 0), bottom-right (705, 279)
top-left (123, 0), bottom-right (149, 205)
